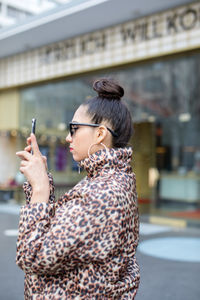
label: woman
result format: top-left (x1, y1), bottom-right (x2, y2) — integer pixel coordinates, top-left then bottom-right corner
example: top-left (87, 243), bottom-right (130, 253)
top-left (16, 78), bottom-right (140, 299)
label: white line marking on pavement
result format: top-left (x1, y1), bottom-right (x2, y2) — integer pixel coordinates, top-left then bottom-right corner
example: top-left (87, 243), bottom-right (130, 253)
top-left (0, 204), bottom-right (20, 215)
top-left (138, 237), bottom-right (200, 262)
top-left (140, 223), bottom-right (172, 235)
top-left (4, 229), bottom-right (18, 237)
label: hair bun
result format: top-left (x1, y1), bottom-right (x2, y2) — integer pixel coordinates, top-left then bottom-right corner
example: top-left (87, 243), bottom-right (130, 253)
top-left (93, 78), bottom-right (124, 101)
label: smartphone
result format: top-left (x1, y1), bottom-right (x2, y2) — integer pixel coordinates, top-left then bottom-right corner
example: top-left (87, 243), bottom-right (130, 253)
top-left (31, 118), bottom-right (36, 154)
top-left (31, 118), bottom-right (36, 134)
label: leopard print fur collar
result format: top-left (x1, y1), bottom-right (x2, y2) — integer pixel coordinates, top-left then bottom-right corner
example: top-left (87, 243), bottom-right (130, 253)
top-left (79, 147), bottom-right (133, 177)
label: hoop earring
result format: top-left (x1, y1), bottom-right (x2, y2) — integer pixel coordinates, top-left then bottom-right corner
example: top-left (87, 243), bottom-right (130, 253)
top-left (88, 142), bottom-right (108, 162)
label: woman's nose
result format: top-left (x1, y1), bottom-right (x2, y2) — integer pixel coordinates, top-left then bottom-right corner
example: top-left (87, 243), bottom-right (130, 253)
top-left (66, 133), bottom-right (72, 143)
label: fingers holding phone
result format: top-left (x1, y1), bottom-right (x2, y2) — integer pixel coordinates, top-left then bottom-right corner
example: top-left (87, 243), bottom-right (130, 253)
top-left (23, 120), bottom-right (48, 170)
top-left (16, 138), bottom-right (48, 191)
top-left (16, 118), bottom-right (50, 200)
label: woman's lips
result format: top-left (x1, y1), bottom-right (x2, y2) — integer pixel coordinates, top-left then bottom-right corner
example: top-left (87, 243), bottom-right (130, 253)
top-left (69, 147), bottom-right (74, 152)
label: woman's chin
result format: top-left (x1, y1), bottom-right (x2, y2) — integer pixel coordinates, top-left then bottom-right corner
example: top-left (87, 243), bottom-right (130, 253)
top-left (72, 153), bottom-right (87, 162)
top-left (72, 153), bottom-right (81, 162)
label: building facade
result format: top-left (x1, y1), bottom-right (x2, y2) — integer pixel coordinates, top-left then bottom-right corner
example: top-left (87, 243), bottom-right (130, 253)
top-left (0, 0), bottom-right (199, 219)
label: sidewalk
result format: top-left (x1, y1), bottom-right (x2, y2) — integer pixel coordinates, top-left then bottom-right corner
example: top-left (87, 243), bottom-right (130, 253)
top-left (136, 223), bottom-right (200, 300)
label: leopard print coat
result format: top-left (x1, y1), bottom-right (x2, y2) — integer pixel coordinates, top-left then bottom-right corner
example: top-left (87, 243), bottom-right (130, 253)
top-left (16, 147), bottom-right (140, 299)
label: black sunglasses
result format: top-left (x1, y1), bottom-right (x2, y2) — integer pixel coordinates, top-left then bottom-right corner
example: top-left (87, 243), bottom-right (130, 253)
top-left (69, 122), bottom-right (118, 137)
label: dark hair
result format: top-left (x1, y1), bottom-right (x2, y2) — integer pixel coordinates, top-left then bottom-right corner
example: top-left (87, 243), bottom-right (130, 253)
top-left (83, 78), bottom-right (133, 148)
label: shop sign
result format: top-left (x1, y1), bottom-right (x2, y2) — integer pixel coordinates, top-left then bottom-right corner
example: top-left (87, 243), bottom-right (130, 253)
top-left (121, 7), bottom-right (199, 43)
top-left (40, 33), bottom-right (106, 64)
top-left (40, 4), bottom-right (200, 64)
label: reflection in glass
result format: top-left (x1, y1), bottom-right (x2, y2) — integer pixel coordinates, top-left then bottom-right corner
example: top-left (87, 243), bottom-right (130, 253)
top-left (19, 52), bottom-right (200, 205)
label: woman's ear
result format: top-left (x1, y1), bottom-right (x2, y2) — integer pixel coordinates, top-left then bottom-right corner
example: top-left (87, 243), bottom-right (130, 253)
top-left (96, 125), bottom-right (108, 143)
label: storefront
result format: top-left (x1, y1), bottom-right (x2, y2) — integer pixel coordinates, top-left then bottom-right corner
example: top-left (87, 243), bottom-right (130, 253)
top-left (17, 50), bottom-right (200, 205)
top-left (0, 1), bottom-right (200, 219)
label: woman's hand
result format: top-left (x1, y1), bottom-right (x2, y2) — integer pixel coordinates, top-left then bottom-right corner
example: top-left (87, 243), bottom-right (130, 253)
top-left (16, 134), bottom-right (50, 203)
top-left (25, 136), bottom-right (48, 171)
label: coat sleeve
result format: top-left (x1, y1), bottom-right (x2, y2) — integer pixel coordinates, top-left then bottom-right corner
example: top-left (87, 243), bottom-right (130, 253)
top-left (16, 188), bottom-right (122, 275)
top-left (23, 172), bottom-right (56, 205)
